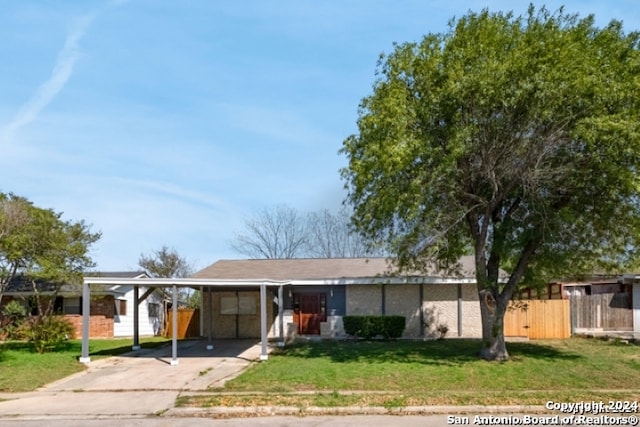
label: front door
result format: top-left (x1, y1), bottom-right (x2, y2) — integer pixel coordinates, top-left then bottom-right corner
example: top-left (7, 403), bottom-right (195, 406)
top-left (293, 293), bottom-right (326, 335)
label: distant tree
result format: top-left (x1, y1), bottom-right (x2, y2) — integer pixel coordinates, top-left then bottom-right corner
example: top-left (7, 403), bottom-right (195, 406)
top-left (138, 245), bottom-right (193, 279)
top-left (230, 205), bottom-right (308, 259)
top-left (306, 208), bottom-right (382, 258)
top-left (138, 245), bottom-right (197, 336)
top-left (341, 7), bottom-right (640, 360)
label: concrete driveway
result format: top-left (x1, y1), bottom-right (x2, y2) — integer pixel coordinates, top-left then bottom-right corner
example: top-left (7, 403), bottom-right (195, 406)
top-left (0, 339), bottom-right (266, 420)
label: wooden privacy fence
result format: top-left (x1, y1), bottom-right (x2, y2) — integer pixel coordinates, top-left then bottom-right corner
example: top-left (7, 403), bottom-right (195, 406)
top-left (504, 299), bottom-right (571, 339)
top-left (166, 308), bottom-right (200, 339)
top-left (570, 293), bottom-right (632, 331)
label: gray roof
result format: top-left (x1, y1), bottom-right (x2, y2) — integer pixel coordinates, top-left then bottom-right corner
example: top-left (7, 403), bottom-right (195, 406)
top-left (85, 271), bottom-right (148, 278)
top-left (4, 271), bottom-right (149, 295)
top-left (192, 256), bottom-right (478, 281)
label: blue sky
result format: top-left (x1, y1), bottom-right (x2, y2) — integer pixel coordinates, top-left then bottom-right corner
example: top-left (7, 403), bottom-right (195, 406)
top-left (1, 1), bottom-right (638, 272)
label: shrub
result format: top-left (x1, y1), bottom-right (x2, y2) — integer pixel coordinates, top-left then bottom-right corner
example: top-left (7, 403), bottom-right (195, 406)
top-left (343, 315), bottom-right (405, 339)
top-left (1, 300), bottom-right (28, 340)
top-left (21, 316), bottom-right (75, 353)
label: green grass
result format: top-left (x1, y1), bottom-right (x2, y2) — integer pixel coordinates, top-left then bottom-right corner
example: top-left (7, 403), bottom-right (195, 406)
top-left (0, 337), bottom-right (169, 392)
top-left (178, 337), bottom-right (640, 408)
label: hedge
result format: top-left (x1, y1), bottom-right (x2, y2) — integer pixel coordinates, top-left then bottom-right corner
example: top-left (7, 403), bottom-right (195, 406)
top-left (343, 315), bottom-right (405, 339)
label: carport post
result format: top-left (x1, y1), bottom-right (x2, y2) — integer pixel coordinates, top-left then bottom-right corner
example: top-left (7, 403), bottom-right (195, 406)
top-left (207, 286), bottom-right (213, 350)
top-left (171, 284), bottom-right (179, 366)
top-left (260, 282), bottom-right (268, 360)
top-left (278, 285), bottom-right (284, 347)
top-left (80, 280), bottom-right (91, 363)
top-left (132, 285), bottom-right (140, 350)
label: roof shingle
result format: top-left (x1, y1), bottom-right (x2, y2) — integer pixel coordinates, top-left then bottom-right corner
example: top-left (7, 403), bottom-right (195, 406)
top-left (192, 256), bottom-right (477, 281)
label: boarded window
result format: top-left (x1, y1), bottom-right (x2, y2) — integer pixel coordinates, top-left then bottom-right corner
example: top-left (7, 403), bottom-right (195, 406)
top-left (220, 296), bottom-right (256, 315)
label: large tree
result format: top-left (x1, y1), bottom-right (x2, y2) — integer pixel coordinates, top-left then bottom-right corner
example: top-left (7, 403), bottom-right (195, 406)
top-left (0, 192), bottom-right (101, 315)
top-left (341, 7), bottom-right (640, 360)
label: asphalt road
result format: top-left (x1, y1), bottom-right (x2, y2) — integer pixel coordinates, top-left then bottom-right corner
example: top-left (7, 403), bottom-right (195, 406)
top-left (0, 415), bottom-right (458, 427)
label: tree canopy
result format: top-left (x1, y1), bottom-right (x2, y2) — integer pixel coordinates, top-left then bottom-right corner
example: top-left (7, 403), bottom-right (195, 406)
top-left (0, 192), bottom-right (101, 304)
top-left (341, 6), bottom-right (640, 360)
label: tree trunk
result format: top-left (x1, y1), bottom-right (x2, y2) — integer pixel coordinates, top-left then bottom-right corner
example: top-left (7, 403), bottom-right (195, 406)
top-left (478, 289), bottom-right (509, 361)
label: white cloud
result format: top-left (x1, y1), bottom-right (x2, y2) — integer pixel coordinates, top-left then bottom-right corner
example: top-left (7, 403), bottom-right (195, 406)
top-left (1, 13), bottom-right (96, 144)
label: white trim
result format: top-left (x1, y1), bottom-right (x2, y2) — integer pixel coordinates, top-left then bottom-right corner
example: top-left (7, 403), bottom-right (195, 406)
top-left (289, 277), bottom-right (477, 286)
top-left (83, 276), bottom-right (477, 287)
top-left (83, 277), bottom-right (290, 287)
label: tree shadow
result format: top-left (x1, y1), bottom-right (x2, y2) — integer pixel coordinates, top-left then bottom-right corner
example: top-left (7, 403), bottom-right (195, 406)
top-left (278, 339), bottom-right (582, 365)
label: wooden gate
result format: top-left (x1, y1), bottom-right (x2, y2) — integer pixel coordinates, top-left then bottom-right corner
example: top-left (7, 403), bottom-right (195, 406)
top-left (504, 299), bottom-right (570, 339)
top-left (166, 308), bottom-right (200, 339)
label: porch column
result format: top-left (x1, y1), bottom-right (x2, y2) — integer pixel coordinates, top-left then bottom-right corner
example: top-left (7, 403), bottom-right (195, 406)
top-left (80, 280), bottom-right (91, 363)
top-left (278, 285), bottom-right (285, 347)
top-left (199, 286), bottom-right (204, 337)
top-left (457, 283), bottom-right (463, 337)
top-left (132, 286), bottom-right (140, 350)
top-left (171, 284), bottom-right (179, 366)
top-left (419, 284), bottom-right (424, 336)
top-left (634, 283), bottom-right (640, 336)
top-left (207, 286), bottom-right (214, 350)
top-left (260, 282), bottom-right (268, 360)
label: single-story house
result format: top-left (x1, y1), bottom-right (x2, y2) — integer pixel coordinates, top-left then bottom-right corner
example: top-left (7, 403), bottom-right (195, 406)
top-left (1, 271), bottom-right (163, 338)
top-left (192, 257), bottom-right (485, 341)
top-left (81, 256), bottom-right (488, 364)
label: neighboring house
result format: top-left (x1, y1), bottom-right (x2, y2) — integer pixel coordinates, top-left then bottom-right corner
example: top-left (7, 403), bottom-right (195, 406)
top-left (191, 256), bottom-right (487, 341)
top-left (0, 271), bottom-right (163, 338)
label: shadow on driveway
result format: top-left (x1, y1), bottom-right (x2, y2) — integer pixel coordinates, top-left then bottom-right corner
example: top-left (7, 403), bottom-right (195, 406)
top-left (47, 339), bottom-right (267, 392)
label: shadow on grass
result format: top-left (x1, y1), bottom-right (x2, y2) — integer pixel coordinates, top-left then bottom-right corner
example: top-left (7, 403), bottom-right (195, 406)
top-left (277, 339), bottom-right (582, 365)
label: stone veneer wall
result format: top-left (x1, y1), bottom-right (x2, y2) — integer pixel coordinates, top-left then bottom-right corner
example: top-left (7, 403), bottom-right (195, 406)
top-left (343, 283), bottom-right (482, 339)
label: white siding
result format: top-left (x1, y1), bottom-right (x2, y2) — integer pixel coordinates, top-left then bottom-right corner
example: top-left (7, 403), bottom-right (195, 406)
top-left (113, 286), bottom-right (162, 337)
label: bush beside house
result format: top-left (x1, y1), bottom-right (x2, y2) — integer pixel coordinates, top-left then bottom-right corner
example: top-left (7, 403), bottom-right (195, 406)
top-left (343, 315), bottom-right (405, 339)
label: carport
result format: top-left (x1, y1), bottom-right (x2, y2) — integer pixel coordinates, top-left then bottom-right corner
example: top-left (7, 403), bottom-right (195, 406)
top-left (79, 277), bottom-right (289, 365)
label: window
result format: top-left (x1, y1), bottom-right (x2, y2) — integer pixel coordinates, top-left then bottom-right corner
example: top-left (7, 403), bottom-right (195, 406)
top-left (63, 297), bottom-right (81, 315)
top-left (148, 303), bottom-right (160, 318)
top-left (220, 295), bottom-right (256, 315)
top-left (116, 299), bottom-right (127, 316)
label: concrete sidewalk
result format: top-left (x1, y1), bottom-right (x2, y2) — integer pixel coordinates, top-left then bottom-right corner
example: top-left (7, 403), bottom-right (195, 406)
top-left (0, 339), bottom-right (266, 420)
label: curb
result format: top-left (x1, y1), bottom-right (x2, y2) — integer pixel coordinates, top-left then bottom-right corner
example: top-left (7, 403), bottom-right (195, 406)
top-left (165, 404), bottom-right (550, 418)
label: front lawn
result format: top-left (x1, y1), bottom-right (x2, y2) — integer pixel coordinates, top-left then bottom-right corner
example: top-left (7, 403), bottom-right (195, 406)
top-left (178, 337), bottom-right (640, 407)
top-left (0, 337), bottom-right (169, 392)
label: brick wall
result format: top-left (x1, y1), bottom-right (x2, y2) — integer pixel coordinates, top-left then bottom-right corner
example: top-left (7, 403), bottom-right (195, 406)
top-left (65, 296), bottom-right (116, 339)
top-left (65, 314), bottom-right (114, 338)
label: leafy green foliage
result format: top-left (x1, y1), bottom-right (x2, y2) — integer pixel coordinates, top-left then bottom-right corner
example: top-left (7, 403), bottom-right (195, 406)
top-left (0, 300), bottom-right (27, 340)
top-left (21, 316), bottom-right (76, 354)
top-left (341, 6), bottom-right (640, 359)
top-left (343, 315), bottom-right (405, 339)
top-left (0, 192), bottom-right (101, 306)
